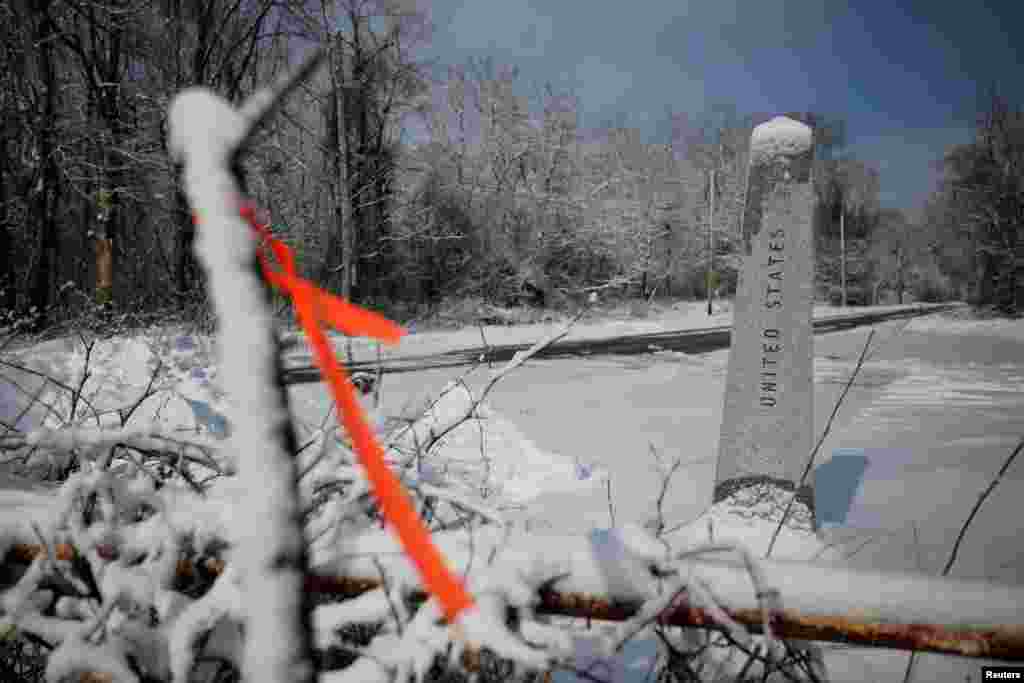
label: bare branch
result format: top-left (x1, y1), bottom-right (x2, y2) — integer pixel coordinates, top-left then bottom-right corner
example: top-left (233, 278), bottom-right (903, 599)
top-left (766, 329), bottom-right (876, 558)
top-left (943, 436), bottom-right (1024, 576)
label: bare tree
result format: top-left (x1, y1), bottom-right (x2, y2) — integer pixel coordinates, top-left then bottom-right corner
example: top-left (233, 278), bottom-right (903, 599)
top-left (290, 0), bottom-right (431, 304)
top-left (142, 0), bottom-right (288, 300)
top-left (930, 88), bottom-right (1024, 312)
top-left (815, 156), bottom-right (881, 304)
top-left (871, 208), bottom-right (915, 303)
top-left (25, 0), bottom-right (62, 330)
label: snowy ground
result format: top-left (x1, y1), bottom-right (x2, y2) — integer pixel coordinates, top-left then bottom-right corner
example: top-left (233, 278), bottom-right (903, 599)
top-left (2, 301), bottom-right (1020, 682)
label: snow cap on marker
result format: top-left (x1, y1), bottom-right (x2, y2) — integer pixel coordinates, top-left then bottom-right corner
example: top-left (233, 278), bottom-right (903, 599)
top-left (749, 116), bottom-right (813, 165)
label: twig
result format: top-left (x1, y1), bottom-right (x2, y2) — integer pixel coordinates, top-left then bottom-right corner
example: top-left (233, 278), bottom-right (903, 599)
top-left (649, 443), bottom-right (683, 538)
top-left (551, 663), bottom-right (611, 683)
top-left (660, 503), bottom-right (715, 537)
top-left (610, 579), bottom-right (690, 654)
top-left (415, 482), bottom-right (506, 528)
top-left (475, 410), bottom-right (492, 499)
top-left (903, 443), bottom-right (996, 679)
top-left (677, 542), bottom-right (783, 658)
top-left (477, 321), bottom-right (493, 369)
top-left (901, 651), bottom-right (917, 683)
top-left (477, 307), bottom-right (585, 404)
top-left (236, 50), bottom-right (327, 153)
top-left (373, 556), bottom-right (404, 636)
top-left (942, 436), bottom-right (1024, 576)
top-left (766, 329), bottom-right (875, 559)
top-left (862, 313), bottom-right (917, 365)
top-left (906, 437), bottom-right (1024, 682)
top-left (911, 522), bottom-right (924, 573)
top-left (0, 329), bottom-right (20, 354)
top-left (605, 478), bottom-right (616, 528)
top-left (373, 343), bottom-right (383, 409)
top-left (298, 403), bottom-right (340, 482)
top-left (16, 425), bottom-right (221, 468)
top-left (117, 356), bottom-right (164, 427)
top-left (0, 372), bottom-right (53, 440)
top-left (843, 535), bottom-right (879, 560)
top-left (391, 309), bottom-right (585, 456)
top-left (0, 359), bottom-right (101, 427)
top-left (68, 336), bottom-right (96, 425)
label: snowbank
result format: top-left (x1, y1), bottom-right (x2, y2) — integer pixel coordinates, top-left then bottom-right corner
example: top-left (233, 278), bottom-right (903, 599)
top-left (671, 483), bottom-right (842, 564)
top-left (906, 312), bottom-right (1024, 340)
top-left (2, 332), bottom-right (229, 436)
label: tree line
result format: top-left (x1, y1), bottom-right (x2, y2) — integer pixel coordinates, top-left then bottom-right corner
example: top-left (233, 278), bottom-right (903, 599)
top-left (922, 90), bottom-right (1024, 313)
top-left (1, 0), bottom-right (1018, 335)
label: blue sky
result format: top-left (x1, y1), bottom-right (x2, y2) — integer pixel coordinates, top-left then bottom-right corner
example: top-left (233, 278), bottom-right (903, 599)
top-left (415, 0), bottom-right (1023, 212)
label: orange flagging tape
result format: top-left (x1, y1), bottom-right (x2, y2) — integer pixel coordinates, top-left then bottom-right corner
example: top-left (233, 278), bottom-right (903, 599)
top-left (192, 202), bottom-right (475, 622)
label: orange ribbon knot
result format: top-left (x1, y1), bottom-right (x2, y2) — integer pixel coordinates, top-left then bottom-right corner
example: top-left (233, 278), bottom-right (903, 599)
top-left (194, 202), bottom-right (475, 622)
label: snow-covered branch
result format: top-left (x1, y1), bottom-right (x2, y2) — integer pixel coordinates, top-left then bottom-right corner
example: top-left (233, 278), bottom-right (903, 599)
top-left (387, 309), bottom-right (585, 460)
top-left (166, 51), bottom-right (328, 683)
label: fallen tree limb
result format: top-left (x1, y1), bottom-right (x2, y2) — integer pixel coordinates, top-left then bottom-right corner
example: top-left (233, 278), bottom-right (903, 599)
top-left (7, 541), bottom-right (1023, 662)
top-left (281, 303), bottom-right (962, 384)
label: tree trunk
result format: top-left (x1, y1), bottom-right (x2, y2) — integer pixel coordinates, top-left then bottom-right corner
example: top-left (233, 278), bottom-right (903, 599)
top-left (94, 183), bottom-right (115, 306)
top-left (174, 187), bottom-right (199, 297)
top-left (355, 90), bottom-right (374, 302)
top-left (341, 93), bottom-right (363, 302)
top-left (664, 230), bottom-right (674, 298)
top-left (0, 221), bottom-right (11, 314)
top-left (95, 236), bottom-right (114, 305)
top-left (979, 249), bottom-right (996, 306)
top-left (28, 4), bottom-right (59, 331)
top-left (840, 206), bottom-right (847, 307)
top-left (99, 168), bottom-right (125, 309)
top-left (996, 253), bottom-right (1015, 314)
top-left (342, 18), bottom-right (367, 303)
top-left (0, 141), bottom-right (13, 313)
top-left (1005, 231), bottom-right (1021, 315)
top-left (373, 146), bottom-right (395, 302)
top-left (1017, 243), bottom-right (1024, 314)
top-left (896, 245), bottom-right (905, 304)
top-left (319, 34), bottom-right (352, 300)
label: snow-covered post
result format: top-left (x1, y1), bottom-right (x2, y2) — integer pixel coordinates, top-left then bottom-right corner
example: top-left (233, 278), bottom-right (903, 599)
top-left (715, 116), bottom-right (816, 509)
top-left (166, 55), bottom-right (324, 683)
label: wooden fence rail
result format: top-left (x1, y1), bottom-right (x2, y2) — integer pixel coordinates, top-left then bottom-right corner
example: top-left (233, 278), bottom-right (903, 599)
top-left (5, 542), bottom-right (1024, 663)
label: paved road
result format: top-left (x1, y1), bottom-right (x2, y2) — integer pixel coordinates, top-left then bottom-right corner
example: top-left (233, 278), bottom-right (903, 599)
top-left (282, 303), bottom-right (960, 384)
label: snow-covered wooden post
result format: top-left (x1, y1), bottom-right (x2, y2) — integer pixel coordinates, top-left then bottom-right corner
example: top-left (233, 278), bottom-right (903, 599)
top-left (715, 116), bottom-right (816, 512)
top-left (166, 54), bottom-right (324, 683)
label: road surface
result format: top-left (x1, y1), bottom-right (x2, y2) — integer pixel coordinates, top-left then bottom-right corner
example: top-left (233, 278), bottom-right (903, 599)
top-left (282, 303), bottom-right (959, 384)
